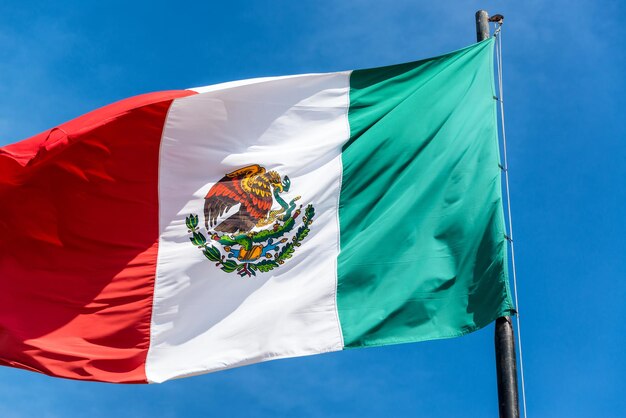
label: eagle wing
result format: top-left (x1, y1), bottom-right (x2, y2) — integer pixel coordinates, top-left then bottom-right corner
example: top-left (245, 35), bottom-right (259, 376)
top-left (204, 164), bottom-right (270, 233)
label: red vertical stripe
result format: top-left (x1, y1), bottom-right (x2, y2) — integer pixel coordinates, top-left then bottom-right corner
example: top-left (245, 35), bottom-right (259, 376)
top-left (0, 90), bottom-right (195, 383)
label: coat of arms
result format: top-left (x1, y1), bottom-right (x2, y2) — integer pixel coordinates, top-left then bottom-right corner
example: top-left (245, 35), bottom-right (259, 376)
top-left (186, 164), bottom-right (315, 277)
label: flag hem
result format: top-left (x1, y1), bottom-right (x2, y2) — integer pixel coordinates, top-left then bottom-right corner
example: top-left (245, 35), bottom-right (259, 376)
top-left (342, 306), bottom-right (516, 350)
top-left (147, 343), bottom-right (344, 383)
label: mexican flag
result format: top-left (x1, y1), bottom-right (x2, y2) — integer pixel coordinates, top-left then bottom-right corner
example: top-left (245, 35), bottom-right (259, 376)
top-left (0, 38), bottom-right (514, 383)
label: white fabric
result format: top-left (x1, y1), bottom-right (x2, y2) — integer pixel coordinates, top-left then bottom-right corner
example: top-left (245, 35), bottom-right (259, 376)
top-left (146, 72), bottom-right (351, 383)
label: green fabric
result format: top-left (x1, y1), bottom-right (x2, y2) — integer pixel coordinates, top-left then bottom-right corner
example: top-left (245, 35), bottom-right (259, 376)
top-left (337, 38), bottom-right (514, 348)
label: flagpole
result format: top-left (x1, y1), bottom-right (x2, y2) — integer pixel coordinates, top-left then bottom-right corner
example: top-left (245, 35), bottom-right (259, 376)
top-left (475, 10), bottom-right (521, 418)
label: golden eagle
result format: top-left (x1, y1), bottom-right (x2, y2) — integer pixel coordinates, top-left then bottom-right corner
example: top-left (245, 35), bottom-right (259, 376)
top-left (204, 164), bottom-right (285, 234)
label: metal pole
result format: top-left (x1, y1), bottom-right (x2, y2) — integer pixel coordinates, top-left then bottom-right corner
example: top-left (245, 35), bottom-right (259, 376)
top-left (495, 317), bottom-right (520, 418)
top-left (475, 10), bottom-right (521, 418)
top-left (475, 10), bottom-right (490, 42)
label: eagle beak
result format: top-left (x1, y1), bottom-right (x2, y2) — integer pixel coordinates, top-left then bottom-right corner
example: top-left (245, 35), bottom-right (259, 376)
top-left (275, 183), bottom-right (284, 192)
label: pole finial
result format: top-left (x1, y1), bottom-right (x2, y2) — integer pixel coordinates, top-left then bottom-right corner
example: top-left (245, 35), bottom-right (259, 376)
top-left (489, 14), bottom-right (505, 24)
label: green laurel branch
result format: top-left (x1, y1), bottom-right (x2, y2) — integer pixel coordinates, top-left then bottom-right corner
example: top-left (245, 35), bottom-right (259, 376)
top-left (185, 204), bottom-right (315, 277)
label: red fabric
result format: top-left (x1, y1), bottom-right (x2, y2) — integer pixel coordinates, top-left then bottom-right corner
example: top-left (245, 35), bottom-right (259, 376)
top-left (0, 90), bottom-right (195, 383)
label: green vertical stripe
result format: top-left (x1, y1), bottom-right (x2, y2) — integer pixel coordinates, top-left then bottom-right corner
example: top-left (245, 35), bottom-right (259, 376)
top-left (337, 38), bottom-right (514, 348)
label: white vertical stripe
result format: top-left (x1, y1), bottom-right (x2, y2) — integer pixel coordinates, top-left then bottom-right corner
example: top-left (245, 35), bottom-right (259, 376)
top-left (147, 72), bottom-right (350, 383)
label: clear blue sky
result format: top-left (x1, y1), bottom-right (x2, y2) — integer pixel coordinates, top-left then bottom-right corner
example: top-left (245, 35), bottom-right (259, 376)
top-left (1, 1), bottom-right (624, 417)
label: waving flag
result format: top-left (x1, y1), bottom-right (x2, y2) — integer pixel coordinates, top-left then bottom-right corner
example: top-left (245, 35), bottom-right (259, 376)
top-left (0, 38), bottom-right (513, 383)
